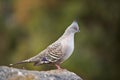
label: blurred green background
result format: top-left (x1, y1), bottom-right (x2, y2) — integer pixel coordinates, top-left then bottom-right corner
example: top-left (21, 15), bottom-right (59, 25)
top-left (0, 0), bottom-right (120, 80)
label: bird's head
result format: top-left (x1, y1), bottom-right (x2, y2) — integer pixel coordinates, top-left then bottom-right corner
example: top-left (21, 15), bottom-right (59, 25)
top-left (65, 20), bottom-right (80, 34)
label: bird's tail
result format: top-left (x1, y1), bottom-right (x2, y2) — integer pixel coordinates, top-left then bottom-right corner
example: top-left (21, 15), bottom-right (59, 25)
top-left (9, 59), bottom-right (31, 66)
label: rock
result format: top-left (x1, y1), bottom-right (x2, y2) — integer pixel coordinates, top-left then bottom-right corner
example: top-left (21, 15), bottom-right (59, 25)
top-left (0, 66), bottom-right (83, 80)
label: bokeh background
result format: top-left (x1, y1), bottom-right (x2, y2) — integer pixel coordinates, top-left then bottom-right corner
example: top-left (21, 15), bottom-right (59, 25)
top-left (0, 0), bottom-right (120, 80)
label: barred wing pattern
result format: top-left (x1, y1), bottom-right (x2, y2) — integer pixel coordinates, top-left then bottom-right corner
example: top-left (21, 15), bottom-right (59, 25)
top-left (46, 42), bottom-right (63, 62)
top-left (33, 42), bottom-right (63, 66)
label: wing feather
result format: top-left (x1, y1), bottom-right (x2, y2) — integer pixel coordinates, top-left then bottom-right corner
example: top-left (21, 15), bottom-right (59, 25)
top-left (30, 42), bottom-right (63, 66)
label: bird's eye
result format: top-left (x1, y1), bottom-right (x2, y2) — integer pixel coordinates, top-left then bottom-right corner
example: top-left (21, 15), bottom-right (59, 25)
top-left (73, 26), bottom-right (78, 31)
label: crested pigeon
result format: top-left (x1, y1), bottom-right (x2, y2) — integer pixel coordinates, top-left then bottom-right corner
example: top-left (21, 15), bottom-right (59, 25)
top-left (10, 20), bottom-right (80, 69)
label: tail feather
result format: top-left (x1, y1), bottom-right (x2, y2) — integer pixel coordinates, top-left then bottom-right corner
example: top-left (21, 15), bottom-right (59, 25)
top-left (9, 59), bottom-right (31, 66)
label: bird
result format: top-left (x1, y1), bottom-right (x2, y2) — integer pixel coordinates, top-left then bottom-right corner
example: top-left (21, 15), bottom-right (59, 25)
top-left (10, 20), bottom-right (80, 69)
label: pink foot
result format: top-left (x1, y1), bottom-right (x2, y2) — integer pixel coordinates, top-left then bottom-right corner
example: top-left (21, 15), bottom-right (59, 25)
top-left (55, 64), bottom-right (61, 69)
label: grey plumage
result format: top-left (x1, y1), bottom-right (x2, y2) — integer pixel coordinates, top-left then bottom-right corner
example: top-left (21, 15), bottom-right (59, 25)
top-left (10, 20), bottom-right (80, 69)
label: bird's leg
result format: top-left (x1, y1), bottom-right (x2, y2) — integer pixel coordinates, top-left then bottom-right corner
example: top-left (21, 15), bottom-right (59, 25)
top-left (55, 64), bottom-right (61, 69)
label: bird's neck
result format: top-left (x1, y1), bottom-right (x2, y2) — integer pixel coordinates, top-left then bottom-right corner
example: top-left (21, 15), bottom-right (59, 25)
top-left (58, 31), bottom-right (75, 41)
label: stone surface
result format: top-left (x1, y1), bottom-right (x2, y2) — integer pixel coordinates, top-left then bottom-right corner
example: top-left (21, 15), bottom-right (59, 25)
top-left (0, 66), bottom-right (83, 80)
